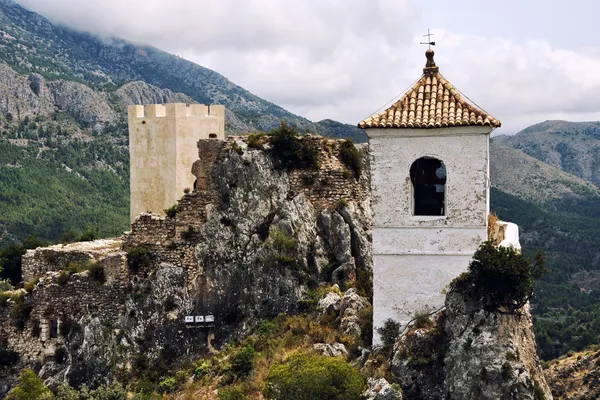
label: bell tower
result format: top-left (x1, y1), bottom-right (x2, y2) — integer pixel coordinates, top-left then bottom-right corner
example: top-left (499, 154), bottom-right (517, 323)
top-left (359, 50), bottom-right (501, 343)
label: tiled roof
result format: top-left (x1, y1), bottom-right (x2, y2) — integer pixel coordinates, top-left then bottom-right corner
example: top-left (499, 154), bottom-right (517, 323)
top-left (358, 50), bottom-right (501, 129)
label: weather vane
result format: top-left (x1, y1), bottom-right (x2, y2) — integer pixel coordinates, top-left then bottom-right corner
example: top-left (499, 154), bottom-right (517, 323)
top-left (420, 28), bottom-right (435, 49)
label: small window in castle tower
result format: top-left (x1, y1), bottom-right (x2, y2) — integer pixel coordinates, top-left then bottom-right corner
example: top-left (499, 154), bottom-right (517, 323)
top-left (410, 157), bottom-right (446, 216)
top-left (49, 319), bottom-right (58, 339)
top-left (209, 133), bottom-right (217, 139)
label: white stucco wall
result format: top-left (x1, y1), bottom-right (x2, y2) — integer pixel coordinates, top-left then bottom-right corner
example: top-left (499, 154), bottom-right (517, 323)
top-left (367, 125), bottom-right (493, 344)
top-left (128, 103), bottom-right (225, 221)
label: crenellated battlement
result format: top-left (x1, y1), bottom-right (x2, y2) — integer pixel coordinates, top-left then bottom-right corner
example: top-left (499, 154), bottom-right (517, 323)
top-left (128, 103), bottom-right (225, 119)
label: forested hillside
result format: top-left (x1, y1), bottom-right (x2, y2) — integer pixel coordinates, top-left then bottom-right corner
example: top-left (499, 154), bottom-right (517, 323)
top-left (491, 133), bottom-right (600, 359)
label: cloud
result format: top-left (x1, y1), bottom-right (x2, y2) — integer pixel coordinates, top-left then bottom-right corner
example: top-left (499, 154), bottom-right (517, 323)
top-left (13, 0), bottom-right (600, 133)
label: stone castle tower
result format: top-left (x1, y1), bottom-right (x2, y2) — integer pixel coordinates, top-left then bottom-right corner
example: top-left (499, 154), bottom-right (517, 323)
top-left (128, 103), bottom-right (226, 221)
top-left (359, 50), bottom-right (501, 342)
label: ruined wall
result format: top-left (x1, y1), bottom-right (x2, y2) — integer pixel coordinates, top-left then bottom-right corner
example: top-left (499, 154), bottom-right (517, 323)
top-left (367, 126), bottom-right (492, 344)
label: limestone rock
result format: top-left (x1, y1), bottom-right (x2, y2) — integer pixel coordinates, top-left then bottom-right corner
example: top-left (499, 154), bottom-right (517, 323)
top-left (390, 288), bottom-right (553, 400)
top-left (48, 80), bottom-right (116, 126)
top-left (313, 342), bottom-right (348, 357)
top-left (443, 291), bottom-right (553, 400)
top-left (340, 288), bottom-right (370, 336)
top-left (317, 290), bottom-right (342, 314)
top-left (363, 378), bottom-right (403, 400)
top-left (114, 81), bottom-right (193, 106)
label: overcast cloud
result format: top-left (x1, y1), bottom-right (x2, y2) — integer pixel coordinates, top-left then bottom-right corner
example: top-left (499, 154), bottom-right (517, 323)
top-left (14, 0), bottom-right (600, 133)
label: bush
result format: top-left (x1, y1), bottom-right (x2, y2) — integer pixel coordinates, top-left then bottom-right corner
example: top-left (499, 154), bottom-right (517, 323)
top-left (5, 369), bottom-right (53, 400)
top-left (230, 345), bottom-right (256, 380)
top-left (263, 352), bottom-right (363, 400)
top-left (267, 123), bottom-right (319, 170)
top-left (218, 385), bottom-right (248, 400)
top-left (57, 270), bottom-right (70, 285)
top-left (247, 132), bottom-right (267, 150)
top-left (79, 226), bottom-right (99, 242)
top-left (0, 279), bottom-right (13, 291)
top-left (158, 377), bottom-right (177, 394)
top-left (450, 241), bottom-right (547, 312)
top-left (60, 229), bottom-right (78, 244)
top-left (377, 319), bottom-right (401, 353)
top-left (127, 246), bottom-right (152, 273)
top-left (164, 204), bottom-right (178, 218)
top-left (88, 263), bottom-right (106, 283)
top-left (11, 295), bottom-right (32, 331)
top-left (338, 139), bottom-right (362, 179)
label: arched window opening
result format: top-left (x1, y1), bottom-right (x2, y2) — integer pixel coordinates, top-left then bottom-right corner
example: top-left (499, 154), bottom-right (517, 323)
top-left (208, 133), bottom-right (218, 139)
top-left (410, 157), bottom-right (446, 216)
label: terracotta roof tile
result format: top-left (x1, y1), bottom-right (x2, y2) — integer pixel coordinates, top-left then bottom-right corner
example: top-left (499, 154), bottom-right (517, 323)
top-left (358, 50), bottom-right (501, 129)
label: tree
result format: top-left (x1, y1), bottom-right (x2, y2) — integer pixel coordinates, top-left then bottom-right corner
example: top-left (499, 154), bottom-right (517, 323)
top-left (5, 369), bottom-right (53, 400)
top-left (0, 236), bottom-right (47, 285)
top-left (451, 241), bottom-right (547, 312)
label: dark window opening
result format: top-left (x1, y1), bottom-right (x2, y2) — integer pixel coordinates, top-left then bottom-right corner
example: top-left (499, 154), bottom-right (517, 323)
top-left (49, 319), bottom-right (58, 339)
top-left (410, 157), bottom-right (446, 216)
top-left (209, 133), bottom-right (217, 139)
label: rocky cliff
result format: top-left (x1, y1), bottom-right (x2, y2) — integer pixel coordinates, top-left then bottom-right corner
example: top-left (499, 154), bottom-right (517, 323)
top-left (0, 135), bottom-right (372, 394)
top-left (391, 289), bottom-right (552, 399)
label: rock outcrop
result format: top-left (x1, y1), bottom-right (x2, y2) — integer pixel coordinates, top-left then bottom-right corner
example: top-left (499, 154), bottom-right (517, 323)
top-left (0, 136), bottom-right (372, 392)
top-left (391, 289), bottom-right (553, 399)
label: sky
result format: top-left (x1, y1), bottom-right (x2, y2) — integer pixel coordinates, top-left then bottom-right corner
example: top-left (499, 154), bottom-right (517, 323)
top-left (13, 0), bottom-right (600, 133)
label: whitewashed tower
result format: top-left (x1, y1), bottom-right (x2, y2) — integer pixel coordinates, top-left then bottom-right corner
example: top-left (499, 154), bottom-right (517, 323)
top-left (359, 50), bottom-right (501, 342)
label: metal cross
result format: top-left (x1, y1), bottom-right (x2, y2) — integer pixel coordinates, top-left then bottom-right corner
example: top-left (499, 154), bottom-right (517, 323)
top-left (420, 28), bottom-right (436, 49)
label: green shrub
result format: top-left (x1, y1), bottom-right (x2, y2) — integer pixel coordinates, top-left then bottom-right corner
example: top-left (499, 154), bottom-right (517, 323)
top-left (57, 270), bottom-right (70, 285)
top-left (88, 263), bottom-right (106, 283)
top-left (23, 277), bottom-right (38, 293)
top-left (5, 369), bottom-right (52, 400)
top-left (0, 291), bottom-right (10, 307)
top-left (450, 241), bottom-right (547, 312)
top-left (158, 376), bottom-right (177, 394)
top-left (263, 352), bottom-right (363, 400)
top-left (79, 226), bottom-right (99, 242)
top-left (230, 345), bottom-right (256, 380)
top-left (127, 246), bottom-right (152, 273)
top-left (359, 306), bottom-right (373, 346)
top-left (0, 279), bottom-right (13, 291)
top-left (164, 204), bottom-right (178, 218)
top-left (60, 229), bottom-right (78, 244)
top-left (11, 295), bottom-right (32, 331)
top-left (247, 132), bottom-right (267, 150)
top-left (377, 319), bottom-right (401, 353)
top-left (218, 385), bottom-right (248, 400)
top-left (338, 139), bottom-right (362, 179)
top-left (267, 123), bottom-right (319, 170)
top-left (230, 140), bottom-right (244, 155)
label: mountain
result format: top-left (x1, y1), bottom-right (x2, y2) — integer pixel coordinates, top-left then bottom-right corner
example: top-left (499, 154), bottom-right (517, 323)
top-left (495, 120), bottom-right (600, 185)
top-left (490, 136), bottom-right (600, 360)
top-left (0, 0), bottom-right (366, 141)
